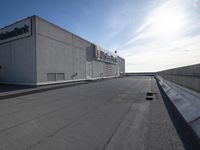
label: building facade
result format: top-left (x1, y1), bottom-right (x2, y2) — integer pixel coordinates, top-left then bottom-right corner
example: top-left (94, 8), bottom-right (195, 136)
top-left (0, 16), bottom-right (125, 85)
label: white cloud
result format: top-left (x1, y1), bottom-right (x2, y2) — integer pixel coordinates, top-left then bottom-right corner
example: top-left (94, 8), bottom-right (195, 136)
top-left (118, 0), bottom-right (200, 72)
top-left (120, 34), bottom-right (200, 72)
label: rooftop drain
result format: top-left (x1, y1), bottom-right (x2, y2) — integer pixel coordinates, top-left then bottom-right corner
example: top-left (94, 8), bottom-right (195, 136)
top-left (146, 91), bottom-right (154, 100)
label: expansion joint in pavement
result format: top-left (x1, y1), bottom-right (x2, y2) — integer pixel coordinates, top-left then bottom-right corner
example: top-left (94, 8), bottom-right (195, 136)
top-left (102, 103), bottom-right (134, 150)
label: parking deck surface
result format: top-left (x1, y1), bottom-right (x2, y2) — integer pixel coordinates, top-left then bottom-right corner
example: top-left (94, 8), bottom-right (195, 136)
top-left (0, 76), bottom-right (185, 150)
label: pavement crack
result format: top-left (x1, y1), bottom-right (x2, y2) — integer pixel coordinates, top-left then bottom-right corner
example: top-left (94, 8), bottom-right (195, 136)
top-left (102, 104), bottom-right (132, 150)
top-left (0, 99), bottom-right (80, 133)
top-left (27, 101), bottom-right (109, 150)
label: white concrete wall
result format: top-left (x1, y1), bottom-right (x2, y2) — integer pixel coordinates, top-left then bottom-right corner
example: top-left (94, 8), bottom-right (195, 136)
top-left (117, 56), bottom-right (125, 73)
top-left (92, 61), bottom-right (104, 78)
top-left (158, 64), bottom-right (200, 92)
top-left (35, 16), bottom-right (91, 84)
top-left (0, 17), bottom-right (36, 85)
top-left (92, 61), bottom-right (118, 78)
top-left (0, 16), bottom-right (126, 85)
top-left (35, 16), bottom-right (124, 84)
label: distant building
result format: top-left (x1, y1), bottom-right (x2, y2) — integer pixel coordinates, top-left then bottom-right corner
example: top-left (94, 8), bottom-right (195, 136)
top-left (0, 16), bottom-right (125, 85)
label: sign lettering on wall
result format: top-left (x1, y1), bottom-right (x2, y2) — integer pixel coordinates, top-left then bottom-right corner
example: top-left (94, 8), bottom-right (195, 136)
top-left (94, 45), bottom-right (117, 64)
top-left (0, 18), bottom-right (31, 44)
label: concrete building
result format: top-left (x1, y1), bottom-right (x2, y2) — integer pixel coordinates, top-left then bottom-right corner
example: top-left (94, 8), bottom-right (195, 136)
top-left (0, 16), bottom-right (125, 85)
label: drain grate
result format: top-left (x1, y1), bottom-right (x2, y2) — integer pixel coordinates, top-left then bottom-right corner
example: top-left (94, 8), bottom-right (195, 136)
top-left (146, 92), bottom-right (153, 96)
top-left (146, 91), bottom-right (154, 100)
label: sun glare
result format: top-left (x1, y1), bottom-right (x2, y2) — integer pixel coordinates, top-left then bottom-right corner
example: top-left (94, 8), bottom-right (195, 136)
top-left (150, 2), bottom-right (186, 38)
top-left (154, 12), bottom-right (183, 36)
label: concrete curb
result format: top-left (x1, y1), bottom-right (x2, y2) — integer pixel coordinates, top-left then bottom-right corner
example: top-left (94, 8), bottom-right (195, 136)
top-left (0, 77), bottom-right (119, 100)
top-left (0, 80), bottom-right (89, 100)
top-left (155, 75), bottom-right (200, 148)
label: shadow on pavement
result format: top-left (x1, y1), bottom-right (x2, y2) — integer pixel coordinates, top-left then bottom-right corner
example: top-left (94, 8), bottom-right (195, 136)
top-left (0, 84), bottom-right (32, 93)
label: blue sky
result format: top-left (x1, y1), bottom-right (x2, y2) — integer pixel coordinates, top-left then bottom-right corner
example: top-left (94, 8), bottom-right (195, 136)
top-left (1, 0), bottom-right (200, 72)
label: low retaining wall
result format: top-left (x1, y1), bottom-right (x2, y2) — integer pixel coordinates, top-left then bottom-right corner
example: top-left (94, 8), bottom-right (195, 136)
top-left (125, 72), bottom-right (155, 76)
top-left (156, 76), bottom-right (200, 148)
top-left (157, 64), bottom-right (200, 92)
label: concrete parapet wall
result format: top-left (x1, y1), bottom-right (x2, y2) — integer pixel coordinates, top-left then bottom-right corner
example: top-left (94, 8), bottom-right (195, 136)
top-left (125, 72), bottom-right (155, 76)
top-left (156, 76), bottom-right (200, 147)
top-left (157, 64), bottom-right (200, 92)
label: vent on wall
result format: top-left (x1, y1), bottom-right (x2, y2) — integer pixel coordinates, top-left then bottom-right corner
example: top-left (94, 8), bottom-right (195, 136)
top-left (47, 73), bottom-right (65, 81)
top-left (47, 73), bottom-right (56, 81)
top-left (57, 73), bottom-right (65, 81)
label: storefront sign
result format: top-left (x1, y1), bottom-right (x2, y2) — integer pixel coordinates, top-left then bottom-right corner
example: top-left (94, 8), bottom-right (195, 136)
top-left (0, 18), bottom-right (31, 44)
top-left (94, 45), bottom-right (117, 64)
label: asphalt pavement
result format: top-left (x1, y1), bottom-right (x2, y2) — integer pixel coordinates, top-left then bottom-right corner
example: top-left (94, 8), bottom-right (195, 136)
top-left (0, 76), bottom-right (186, 150)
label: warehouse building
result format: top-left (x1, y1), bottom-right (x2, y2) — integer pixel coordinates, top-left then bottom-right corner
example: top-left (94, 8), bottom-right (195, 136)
top-left (0, 16), bottom-right (125, 85)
